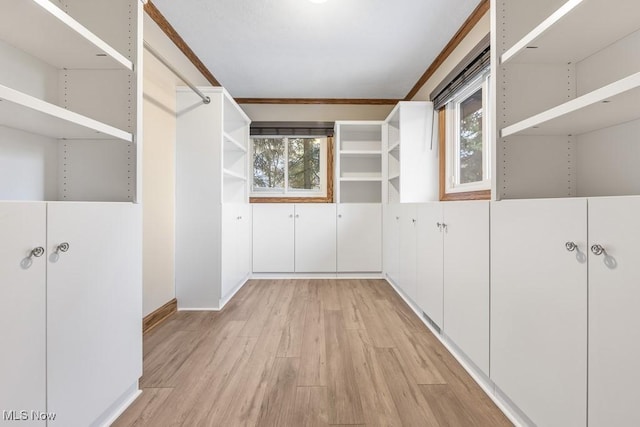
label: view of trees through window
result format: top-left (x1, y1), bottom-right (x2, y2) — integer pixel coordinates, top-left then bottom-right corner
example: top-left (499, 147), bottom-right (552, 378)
top-left (252, 137), bottom-right (322, 193)
top-left (458, 88), bottom-right (483, 184)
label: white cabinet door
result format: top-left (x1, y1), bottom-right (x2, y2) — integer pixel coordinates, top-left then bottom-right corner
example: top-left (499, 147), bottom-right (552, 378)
top-left (416, 203), bottom-right (443, 328)
top-left (443, 201), bottom-right (490, 375)
top-left (399, 203), bottom-right (418, 302)
top-left (46, 203), bottom-right (142, 427)
top-left (383, 204), bottom-right (401, 284)
top-left (0, 202), bottom-right (47, 426)
top-left (491, 199), bottom-right (587, 427)
top-left (295, 204), bottom-right (337, 273)
top-left (252, 204), bottom-right (295, 272)
top-left (589, 196), bottom-right (640, 426)
top-left (337, 203), bottom-right (382, 272)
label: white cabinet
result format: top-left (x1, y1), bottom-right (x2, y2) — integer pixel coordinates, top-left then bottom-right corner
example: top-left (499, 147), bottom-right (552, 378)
top-left (335, 121), bottom-right (385, 203)
top-left (492, 0), bottom-right (640, 199)
top-left (399, 204), bottom-right (418, 302)
top-left (176, 87), bottom-right (251, 309)
top-left (252, 204), bottom-right (295, 273)
top-left (491, 198), bottom-right (588, 427)
top-left (588, 196), bottom-right (640, 426)
top-left (252, 204), bottom-right (339, 273)
top-left (442, 201), bottom-right (489, 375)
top-left (46, 203), bottom-right (142, 427)
top-left (0, 202), bottom-right (142, 427)
top-left (0, 203), bottom-right (47, 426)
top-left (294, 204), bottom-right (337, 273)
top-left (385, 102), bottom-right (437, 203)
top-left (336, 203), bottom-right (382, 272)
top-left (221, 204), bottom-right (252, 303)
top-left (383, 203), bottom-right (401, 284)
top-left (415, 203), bottom-right (443, 328)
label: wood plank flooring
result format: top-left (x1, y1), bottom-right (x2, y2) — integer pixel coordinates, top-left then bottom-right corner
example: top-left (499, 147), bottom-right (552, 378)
top-left (114, 279), bottom-right (511, 426)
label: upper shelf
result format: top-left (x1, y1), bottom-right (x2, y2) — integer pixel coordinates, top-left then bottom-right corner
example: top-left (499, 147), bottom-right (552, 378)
top-left (0, 84), bottom-right (133, 141)
top-left (0, 0), bottom-right (132, 70)
top-left (501, 0), bottom-right (640, 65)
top-left (340, 150), bottom-right (382, 157)
top-left (501, 72), bottom-right (640, 137)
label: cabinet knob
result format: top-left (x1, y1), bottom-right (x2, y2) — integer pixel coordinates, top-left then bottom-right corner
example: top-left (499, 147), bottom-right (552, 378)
top-left (30, 247), bottom-right (45, 258)
top-left (295, 214), bottom-right (299, 218)
top-left (565, 242), bottom-right (578, 252)
top-left (436, 222), bottom-right (443, 231)
top-left (395, 216), bottom-right (400, 220)
top-left (590, 244), bottom-right (605, 256)
top-left (56, 242), bottom-right (70, 254)
top-left (412, 218), bottom-right (417, 224)
top-left (237, 216), bottom-right (242, 220)
top-left (289, 214), bottom-right (293, 218)
top-left (338, 214), bottom-right (342, 218)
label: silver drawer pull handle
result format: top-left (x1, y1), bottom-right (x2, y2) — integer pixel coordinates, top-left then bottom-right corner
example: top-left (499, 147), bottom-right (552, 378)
top-left (591, 244), bottom-right (605, 256)
top-left (30, 247), bottom-right (45, 258)
top-left (565, 242), bottom-right (578, 252)
top-left (56, 242), bottom-right (70, 254)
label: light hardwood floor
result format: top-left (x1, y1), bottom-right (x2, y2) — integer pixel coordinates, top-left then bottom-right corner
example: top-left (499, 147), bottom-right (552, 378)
top-left (114, 279), bottom-right (511, 426)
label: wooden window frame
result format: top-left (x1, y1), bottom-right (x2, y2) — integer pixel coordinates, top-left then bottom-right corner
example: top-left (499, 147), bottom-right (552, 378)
top-left (439, 109), bottom-right (490, 201)
top-left (250, 136), bottom-right (334, 203)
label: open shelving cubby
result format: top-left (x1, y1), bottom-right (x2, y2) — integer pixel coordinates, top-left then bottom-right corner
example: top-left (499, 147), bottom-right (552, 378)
top-left (0, 0), bottom-right (140, 203)
top-left (335, 121), bottom-right (385, 203)
top-left (222, 90), bottom-right (251, 204)
top-left (494, 0), bottom-right (640, 200)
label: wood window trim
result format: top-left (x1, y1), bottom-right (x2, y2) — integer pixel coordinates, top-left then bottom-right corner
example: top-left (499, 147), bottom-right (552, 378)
top-left (438, 109), bottom-right (491, 201)
top-left (250, 137), bottom-right (334, 203)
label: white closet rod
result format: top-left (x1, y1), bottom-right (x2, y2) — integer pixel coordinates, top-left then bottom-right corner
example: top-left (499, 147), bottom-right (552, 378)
top-left (143, 41), bottom-right (211, 104)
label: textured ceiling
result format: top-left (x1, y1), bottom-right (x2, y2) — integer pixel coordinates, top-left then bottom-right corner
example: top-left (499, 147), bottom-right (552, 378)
top-left (151, 0), bottom-right (481, 99)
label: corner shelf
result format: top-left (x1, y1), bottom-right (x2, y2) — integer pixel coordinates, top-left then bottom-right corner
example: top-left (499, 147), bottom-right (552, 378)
top-left (0, 84), bottom-right (133, 141)
top-left (501, 0), bottom-right (640, 65)
top-left (388, 141), bottom-right (400, 152)
top-left (501, 72), bottom-right (640, 137)
top-left (0, 0), bottom-right (132, 70)
top-left (340, 176), bottom-right (383, 182)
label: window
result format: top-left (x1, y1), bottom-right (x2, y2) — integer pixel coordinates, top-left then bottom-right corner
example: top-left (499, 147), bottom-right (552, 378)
top-left (251, 136), bottom-right (328, 197)
top-left (444, 70), bottom-right (491, 195)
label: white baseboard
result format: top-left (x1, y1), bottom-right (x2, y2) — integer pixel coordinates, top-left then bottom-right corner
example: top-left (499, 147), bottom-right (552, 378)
top-left (250, 272), bottom-right (384, 279)
top-left (93, 382), bottom-right (141, 427)
top-left (383, 277), bottom-right (534, 427)
top-left (219, 276), bottom-right (250, 308)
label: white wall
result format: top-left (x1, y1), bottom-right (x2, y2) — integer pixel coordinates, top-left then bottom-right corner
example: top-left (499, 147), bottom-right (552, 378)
top-left (240, 103), bottom-right (393, 122)
top-left (142, 14), bottom-right (209, 317)
top-left (410, 12), bottom-right (490, 101)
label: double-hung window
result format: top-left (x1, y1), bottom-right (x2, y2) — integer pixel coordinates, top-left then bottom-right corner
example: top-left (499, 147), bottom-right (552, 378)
top-left (251, 136), bottom-right (328, 197)
top-left (445, 69), bottom-right (491, 194)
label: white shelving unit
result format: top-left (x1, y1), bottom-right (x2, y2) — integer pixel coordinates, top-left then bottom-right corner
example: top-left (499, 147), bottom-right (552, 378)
top-left (176, 87), bottom-right (252, 310)
top-left (493, 0), bottom-right (640, 199)
top-left (335, 121), bottom-right (385, 203)
top-left (384, 101), bottom-right (437, 203)
top-left (0, 0), bottom-right (140, 203)
top-left (0, 1), bottom-right (143, 426)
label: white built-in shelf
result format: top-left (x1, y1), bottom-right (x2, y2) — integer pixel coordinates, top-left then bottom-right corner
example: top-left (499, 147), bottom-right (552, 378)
top-left (0, 84), bottom-right (132, 141)
top-left (340, 177), bottom-right (383, 182)
top-left (502, 72), bottom-right (640, 137)
top-left (340, 150), bottom-right (382, 157)
top-left (0, 0), bottom-right (132, 71)
top-left (388, 142), bottom-right (400, 152)
top-left (223, 132), bottom-right (247, 152)
top-left (501, 0), bottom-right (640, 65)
top-left (388, 173), bottom-right (400, 181)
top-left (223, 169), bottom-right (247, 181)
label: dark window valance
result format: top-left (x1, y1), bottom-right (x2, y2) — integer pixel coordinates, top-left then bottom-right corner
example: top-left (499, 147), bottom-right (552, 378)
top-left (250, 121), bottom-right (334, 137)
top-left (430, 34), bottom-right (490, 110)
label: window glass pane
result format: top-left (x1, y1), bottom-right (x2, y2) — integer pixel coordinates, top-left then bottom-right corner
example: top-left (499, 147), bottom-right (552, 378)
top-left (288, 138), bottom-right (321, 191)
top-left (459, 88), bottom-right (483, 184)
top-left (252, 138), bottom-right (285, 191)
